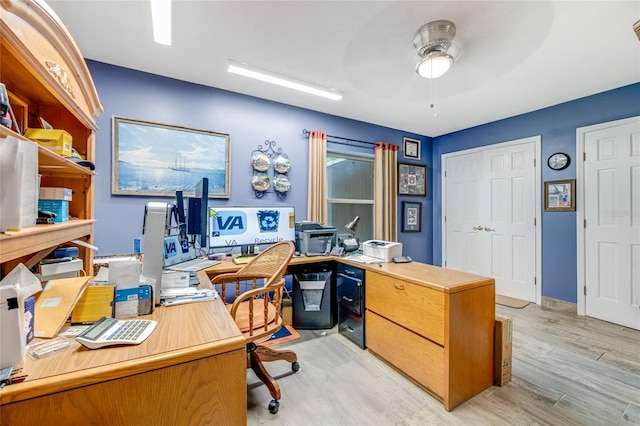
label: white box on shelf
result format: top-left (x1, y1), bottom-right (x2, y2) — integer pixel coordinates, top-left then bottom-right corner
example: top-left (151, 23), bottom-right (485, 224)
top-left (39, 187), bottom-right (72, 201)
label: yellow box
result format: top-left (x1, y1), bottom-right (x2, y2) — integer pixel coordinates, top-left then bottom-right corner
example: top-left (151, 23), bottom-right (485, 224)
top-left (24, 128), bottom-right (73, 157)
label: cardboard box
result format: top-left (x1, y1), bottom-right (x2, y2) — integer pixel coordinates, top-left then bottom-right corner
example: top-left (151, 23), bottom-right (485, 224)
top-left (39, 187), bottom-right (72, 201)
top-left (38, 199), bottom-right (69, 223)
top-left (494, 314), bottom-right (513, 386)
top-left (24, 128), bottom-right (73, 157)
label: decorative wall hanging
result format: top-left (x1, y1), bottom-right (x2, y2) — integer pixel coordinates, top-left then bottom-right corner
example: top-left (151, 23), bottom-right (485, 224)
top-left (112, 116), bottom-right (230, 197)
top-left (251, 140), bottom-right (290, 199)
top-left (402, 137), bottom-right (421, 160)
top-left (544, 179), bottom-right (576, 211)
top-left (398, 163), bottom-right (427, 196)
top-left (402, 201), bottom-right (422, 232)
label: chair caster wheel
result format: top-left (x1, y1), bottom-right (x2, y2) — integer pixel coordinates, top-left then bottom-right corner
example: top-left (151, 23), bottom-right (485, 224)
top-left (292, 361), bottom-right (300, 372)
top-left (269, 400), bottom-right (279, 414)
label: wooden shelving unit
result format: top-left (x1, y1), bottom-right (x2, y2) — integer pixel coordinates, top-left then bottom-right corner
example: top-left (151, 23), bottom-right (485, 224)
top-left (0, 0), bottom-right (103, 276)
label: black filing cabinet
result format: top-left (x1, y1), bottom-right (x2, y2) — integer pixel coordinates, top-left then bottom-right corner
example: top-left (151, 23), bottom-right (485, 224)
top-left (337, 263), bottom-right (366, 348)
top-left (291, 262), bottom-right (336, 329)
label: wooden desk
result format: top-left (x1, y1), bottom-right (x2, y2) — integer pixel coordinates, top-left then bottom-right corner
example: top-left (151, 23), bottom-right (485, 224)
top-left (0, 298), bottom-right (247, 426)
top-left (201, 255), bottom-right (495, 411)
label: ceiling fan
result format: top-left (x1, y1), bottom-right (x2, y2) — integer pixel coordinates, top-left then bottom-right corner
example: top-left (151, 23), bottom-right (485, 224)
top-left (413, 20), bottom-right (461, 79)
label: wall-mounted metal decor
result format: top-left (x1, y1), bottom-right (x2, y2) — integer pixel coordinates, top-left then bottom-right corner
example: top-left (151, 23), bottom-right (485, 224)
top-left (251, 140), bottom-right (290, 199)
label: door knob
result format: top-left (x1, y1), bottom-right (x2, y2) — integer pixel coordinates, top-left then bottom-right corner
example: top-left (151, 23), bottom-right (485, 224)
top-left (484, 227), bottom-right (495, 232)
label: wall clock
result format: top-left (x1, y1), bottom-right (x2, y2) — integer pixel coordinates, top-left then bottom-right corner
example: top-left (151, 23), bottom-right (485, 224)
top-left (547, 152), bottom-right (570, 170)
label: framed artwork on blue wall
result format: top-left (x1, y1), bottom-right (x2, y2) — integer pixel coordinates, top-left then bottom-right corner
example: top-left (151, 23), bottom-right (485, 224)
top-left (402, 137), bottom-right (421, 160)
top-left (112, 116), bottom-right (230, 197)
top-left (402, 201), bottom-right (422, 232)
top-left (544, 179), bottom-right (575, 211)
top-left (398, 163), bottom-right (427, 196)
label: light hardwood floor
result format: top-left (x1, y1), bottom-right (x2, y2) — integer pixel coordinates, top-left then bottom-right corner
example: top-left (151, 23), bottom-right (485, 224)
top-left (246, 298), bottom-right (640, 425)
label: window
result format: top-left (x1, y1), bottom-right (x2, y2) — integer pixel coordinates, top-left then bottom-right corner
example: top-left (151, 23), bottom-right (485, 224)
top-left (326, 151), bottom-right (374, 242)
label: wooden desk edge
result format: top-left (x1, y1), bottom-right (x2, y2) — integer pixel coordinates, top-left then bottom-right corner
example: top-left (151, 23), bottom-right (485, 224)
top-left (0, 335), bottom-right (245, 405)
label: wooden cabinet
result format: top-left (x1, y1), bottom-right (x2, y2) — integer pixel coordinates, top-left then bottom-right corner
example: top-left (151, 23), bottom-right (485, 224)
top-left (364, 264), bottom-right (495, 411)
top-left (0, 0), bottom-right (103, 276)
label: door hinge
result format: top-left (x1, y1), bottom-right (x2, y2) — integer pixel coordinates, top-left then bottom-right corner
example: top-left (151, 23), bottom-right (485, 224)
top-left (534, 218), bottom-right (536, 226)
top-left (584, 219), bottom-right (587, 228)
top-left (583, 286), bottom-right (587, 296)
top-left (444, 216), bottom-right (447, 222)
top-left (444, 260), bottom-right (447, 267)
top-left (534, 277), bottom-right (537, 286)
top-left (533, 158), bottom-right (536, 167)
top-left (583, 152), bottom-right (586, 161)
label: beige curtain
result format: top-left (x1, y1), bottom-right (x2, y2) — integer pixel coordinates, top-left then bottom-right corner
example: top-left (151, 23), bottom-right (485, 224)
top-left (374, 142), bottom-right (398, 241)
top-left (307, 130), bottom-right (327, 224)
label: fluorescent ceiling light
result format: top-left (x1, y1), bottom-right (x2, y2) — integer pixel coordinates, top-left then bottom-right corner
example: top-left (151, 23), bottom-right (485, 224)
top-left (227, 60), bottom-right (343, 101)
top-left (150, 0), bottom-right (171, 46)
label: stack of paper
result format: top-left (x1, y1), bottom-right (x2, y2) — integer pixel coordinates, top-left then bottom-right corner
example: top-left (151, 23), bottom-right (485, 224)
top-left (160, 288), bottom-right (218, 306)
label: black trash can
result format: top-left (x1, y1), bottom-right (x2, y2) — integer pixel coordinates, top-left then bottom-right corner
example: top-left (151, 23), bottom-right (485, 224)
top-left (291, 262), bottom-right (336, 329)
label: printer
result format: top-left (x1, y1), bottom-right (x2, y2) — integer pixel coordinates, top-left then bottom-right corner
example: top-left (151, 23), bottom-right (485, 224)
top-left (295, 222), bottom-right (337, 255)
top-left (362, 240), bottom-right (403, 262)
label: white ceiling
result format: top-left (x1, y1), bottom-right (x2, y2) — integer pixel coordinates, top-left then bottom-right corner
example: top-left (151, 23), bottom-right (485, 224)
top-left (45, 0), bottom-right (640, 137)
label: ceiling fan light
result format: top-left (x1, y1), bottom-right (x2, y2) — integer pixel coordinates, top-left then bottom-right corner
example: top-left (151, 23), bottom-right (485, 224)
top-left (416, 52), bottom-right (454, 79)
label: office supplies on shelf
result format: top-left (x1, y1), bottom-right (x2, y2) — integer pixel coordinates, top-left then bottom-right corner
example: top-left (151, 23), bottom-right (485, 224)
top-left (75, 316), bottom-right (157, 349)
top-left (392, 256), bottom-right (412, 263)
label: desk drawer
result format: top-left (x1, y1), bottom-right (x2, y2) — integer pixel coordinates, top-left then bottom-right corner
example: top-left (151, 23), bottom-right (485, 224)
top-left (366, 311), bottom-right (444, 398)
top-left (366, 271), bottom-right (445, 345)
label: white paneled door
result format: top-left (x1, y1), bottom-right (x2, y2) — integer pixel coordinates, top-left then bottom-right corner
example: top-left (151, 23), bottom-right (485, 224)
top-left (444, 137), bottom-right (539, 302)
top-left (580, 117), bottom-right (640, 330)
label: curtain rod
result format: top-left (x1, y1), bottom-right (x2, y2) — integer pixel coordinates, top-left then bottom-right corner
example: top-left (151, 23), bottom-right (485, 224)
top-left (302, 129), bottom-right (376, 148)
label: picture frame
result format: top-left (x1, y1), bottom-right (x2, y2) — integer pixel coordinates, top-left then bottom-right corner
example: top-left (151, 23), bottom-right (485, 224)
top-left (402, 201), bottom-right (422, 232)
top-left (112, 116), bottom-right (230, 197)
top-left (398, 163), bottom-right (427, 196)
top-left (544, 179), bottom-right (576, 211)
top-left (403, 137), bottom-right (421, 160)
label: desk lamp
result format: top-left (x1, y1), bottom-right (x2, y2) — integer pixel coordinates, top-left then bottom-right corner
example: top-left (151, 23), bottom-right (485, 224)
top-left (341, 216), bottom-right (360, 253)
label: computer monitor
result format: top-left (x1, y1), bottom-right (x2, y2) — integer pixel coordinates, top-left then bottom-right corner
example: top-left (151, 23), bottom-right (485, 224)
top-left (208, 206), bottom-right (295, 250)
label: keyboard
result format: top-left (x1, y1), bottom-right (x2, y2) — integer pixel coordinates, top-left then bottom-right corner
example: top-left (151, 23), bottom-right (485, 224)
top-left (165, 258), bottom-right (220, 272)
top-left (76, 317), bottom-right (157, 349)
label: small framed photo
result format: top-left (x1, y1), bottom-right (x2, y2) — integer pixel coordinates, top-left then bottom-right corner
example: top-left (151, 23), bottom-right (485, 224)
top-left (544, 179), bottom-right (576, 211)
top-left (398, 163), bottom-right (427, 196)
top-left (403, 137), bottom-right (421, 160)
top-left (402, 201), bottom-right (422, 232)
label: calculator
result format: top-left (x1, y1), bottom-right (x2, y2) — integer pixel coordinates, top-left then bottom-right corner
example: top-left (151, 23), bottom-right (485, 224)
top-left (76, 316), bottom-right (157, 349)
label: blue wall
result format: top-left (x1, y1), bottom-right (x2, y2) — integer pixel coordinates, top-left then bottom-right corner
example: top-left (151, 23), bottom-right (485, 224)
top-left (88, 61), bottom-right (433, 263)
top-left (89, 59), bottom-right (639, 304)
top-left (431, 83), bottom-right (640, 302)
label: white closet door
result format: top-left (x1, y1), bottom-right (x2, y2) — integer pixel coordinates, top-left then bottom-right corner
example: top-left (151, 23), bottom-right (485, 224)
top-left (444, 139), bottom-right (537, 302)
top-left (584, 118), bottom-right (640, 330)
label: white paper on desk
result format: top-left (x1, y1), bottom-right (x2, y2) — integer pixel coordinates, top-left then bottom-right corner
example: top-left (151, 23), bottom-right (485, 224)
top-left (108, 260), bottom-right (140, 289)
top-left (161, 270), bottom-right (190, 289)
